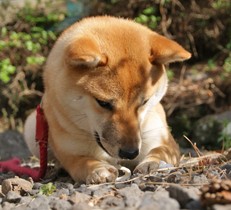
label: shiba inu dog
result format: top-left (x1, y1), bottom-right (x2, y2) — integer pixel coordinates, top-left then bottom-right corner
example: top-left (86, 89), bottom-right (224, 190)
top-left (24, 16), bottom-right (191, 184)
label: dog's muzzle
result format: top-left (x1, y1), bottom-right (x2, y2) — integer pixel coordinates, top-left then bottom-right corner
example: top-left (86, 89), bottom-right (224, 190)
top-left (118, 148), bottom-right (139, 160)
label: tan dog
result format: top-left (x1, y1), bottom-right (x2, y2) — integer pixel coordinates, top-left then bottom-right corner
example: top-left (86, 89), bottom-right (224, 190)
top-left (24, 16), bottom-right (191, 184)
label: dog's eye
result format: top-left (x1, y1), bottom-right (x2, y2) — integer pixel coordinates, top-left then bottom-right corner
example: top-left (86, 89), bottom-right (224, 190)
top-left (95, 98), bottom-right (113, 111)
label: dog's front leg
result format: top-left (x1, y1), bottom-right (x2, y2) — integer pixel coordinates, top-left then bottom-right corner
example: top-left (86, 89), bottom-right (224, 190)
top-left (60, 155), bottom-right (118, 184)
top-left (134, 136), bottom-right (180, 174)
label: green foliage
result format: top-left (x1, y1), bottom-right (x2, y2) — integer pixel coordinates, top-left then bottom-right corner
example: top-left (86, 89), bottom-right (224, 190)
top-left (39, 182), bottom-right (56, 196)
top-left (207, 59), bottom-right (216, 71)
top-left (218, 121), bottom-right (231, 149)
top-left (0, 59), bottom-right (16, 83)
top-left (0, 2), bottom-right (65, 130)
top-left (212, 0), bottom-right (230, 9)
top-left (166, 69), bottom-right (175, 81)
top-left (223, 54), bottom-right (231, 74)
top-left (135, 6), bottom-right (160, 29)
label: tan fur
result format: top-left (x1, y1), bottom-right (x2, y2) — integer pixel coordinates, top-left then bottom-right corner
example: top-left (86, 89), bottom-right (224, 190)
top-left (24, 16), bottom-right (191, 184)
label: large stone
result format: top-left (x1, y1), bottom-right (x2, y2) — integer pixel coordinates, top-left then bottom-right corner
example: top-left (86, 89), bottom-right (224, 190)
top-left (117, 184), bottom-right (144, 208)
top-left (167, 185), bottom-right (200, 208)
top-left (192, 111), bottom-right (231, 149)
top-left (212, 204), bottom-right (231, 210)
top-left (139, 189), bottom-right (180, 210)
top-left (0, 130), bottom-right (31, 160)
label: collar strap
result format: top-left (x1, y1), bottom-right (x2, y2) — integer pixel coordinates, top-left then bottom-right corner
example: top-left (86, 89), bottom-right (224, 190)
top-left (35, 104), bottom-right (49, 181)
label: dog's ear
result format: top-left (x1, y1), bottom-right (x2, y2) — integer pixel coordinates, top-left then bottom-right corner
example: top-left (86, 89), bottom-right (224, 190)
top-left (149, 33), bottom-right (191, 64)
top-left (65, 37), bottom-right (107, 68)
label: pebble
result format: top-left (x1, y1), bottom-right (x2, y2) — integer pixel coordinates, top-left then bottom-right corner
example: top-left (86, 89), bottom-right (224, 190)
top-left (72, 202), bottom-right (94, 210)
top-left (221, 163), bottom-right (231, 179)
top-left (49, 196), bottom-right (72, 210)
top-left (192, 174), bottom-right (209, 185)
top-left (33, 182), bottom-right (42, 189)
top-left (139, 190), bottom-right (180, 210)
top-left (5, 191), bottom-right (21, 203)
top-left (212, 204), bottom-right (231, 210)
top-left (99, 195), bottom-right (125, 209)
top-left (68, 191), bottom-right (91, 204)
top-left (27, 194), bottom-right (50, 209)
top-left (117, 184), bottom-right (143, 208)
top-left (167, 185), bottom-right (200, 208)
top-left (2, 202), bottom-right (16, 210)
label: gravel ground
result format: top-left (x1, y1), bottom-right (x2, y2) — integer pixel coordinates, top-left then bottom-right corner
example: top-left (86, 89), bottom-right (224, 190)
top-left (0, 130), bottom-right (231, 210)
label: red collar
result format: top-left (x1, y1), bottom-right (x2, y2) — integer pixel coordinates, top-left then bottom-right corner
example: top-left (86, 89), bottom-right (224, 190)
top-left (0, 104), bottom-right (48, 181)
top-left (35, 104), bottom-right (49, 181)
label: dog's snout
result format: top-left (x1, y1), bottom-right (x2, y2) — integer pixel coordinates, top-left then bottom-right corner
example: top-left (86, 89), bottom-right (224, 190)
top-left (119, 148), bottom-right (139, 160)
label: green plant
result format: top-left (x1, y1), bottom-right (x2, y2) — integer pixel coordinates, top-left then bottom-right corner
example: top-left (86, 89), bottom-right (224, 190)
top-left (218, 121), bottom-right (231, 150)
top-left (135, 6), bottom-right (160, 29)
top-left (39, 182), bottom-right (56, 196)
top-left (0, 2), bottom-right (66, 130)
top-left (212, 0), bottom-right (230, 9)
top-left (207, 59), bottom-right (216, 71)
top-left (166, 68), bottom-right (175, 81)
top-left (223, 53), bottom-right (231, 73)
top-left (0, 59), bottom-right (16, 83)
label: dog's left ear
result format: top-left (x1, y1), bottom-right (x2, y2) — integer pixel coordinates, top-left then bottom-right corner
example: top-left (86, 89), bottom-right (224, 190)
top-left (65, 37), bottom-right (107, 68)
top-left (149, 33), bottom-right (191, 64)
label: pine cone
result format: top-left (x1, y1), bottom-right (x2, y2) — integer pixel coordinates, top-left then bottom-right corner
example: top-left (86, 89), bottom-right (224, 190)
top-left (201, 179), bottom-right (231, 206)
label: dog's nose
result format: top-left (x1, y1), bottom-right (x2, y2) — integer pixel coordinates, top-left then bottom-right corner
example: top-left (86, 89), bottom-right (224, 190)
top-left (119, 148), bottom-right (139, 160)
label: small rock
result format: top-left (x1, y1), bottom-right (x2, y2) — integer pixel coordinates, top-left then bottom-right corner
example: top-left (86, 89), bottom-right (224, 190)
top-left (192, 111), bottom-right (231, 149)
top-left (28, 189), bottom-right (39, 196)
top-left (33, 182), bottom-right (42, 189)
top-left (27, 194), bottom-right (50, 209)
top-left (1, 177), bottom-right (33, 195)
top-left (221, 163), bottom-right (231, 179)
top-left (192, 174), bottom-right (209, 185)
top-left (0, 130), bottom-right (31, 159)
top-left (139, 193), bottom-right (160, 210)
top-left (154, 189), bottom-right (180, 210)
top-left (166, 172), bottom-right (182, 183)
top-left (72, 202), bottom-right (94, 210)
top-left (19, 196), bottom-right (33, 204)
top-left (53, 188), bottom-right (70, 197)
top-left (92, 185), bottom-right (114, 197)
top-left (49, 197), bottom-right (72, 210)
top-left (167, 185), bottom-right (200, 208)
top-left (99, 195), bottom-right (125, 209)
top-left (186, 200), bottom-right (203, 210)
top-left (55, 182), bottom-right (73, 191)
top-left (0, 186), bottom-right (4, 197)
top-left (76, 184), bottom-right (92, 196)
top-left (117, 184), bottom-right (143, 208)
top-left (212, 204), bottom-right (231, 210)
top-left (68, 191), bottom-right (91, 204)
top-left (2, 201), bottom-right (16, 210)
top-left (5, 191), bottom-right (21, 203)
top-left (139, 189), bottom-right (180, 210)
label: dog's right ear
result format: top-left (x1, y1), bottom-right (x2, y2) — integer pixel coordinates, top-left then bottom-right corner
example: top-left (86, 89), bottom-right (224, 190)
top-left (149, 33), bottom-right (191, 64)
top-left (65, 37), bottom-right (107, 68)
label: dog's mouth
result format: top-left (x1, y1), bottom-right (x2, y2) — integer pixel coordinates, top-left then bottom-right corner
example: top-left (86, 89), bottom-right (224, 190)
top-left (94, 132), bottom-right (111, 156)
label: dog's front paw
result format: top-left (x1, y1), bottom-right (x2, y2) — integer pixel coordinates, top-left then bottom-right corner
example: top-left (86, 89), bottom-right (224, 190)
top-left (86, 165), bottom-right (118, 184)
top-left (134, 161), bottom-right (159, 175)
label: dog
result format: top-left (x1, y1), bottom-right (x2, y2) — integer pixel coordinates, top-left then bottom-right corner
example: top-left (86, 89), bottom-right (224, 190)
top-left (24, 16), bottom-right (191, 184)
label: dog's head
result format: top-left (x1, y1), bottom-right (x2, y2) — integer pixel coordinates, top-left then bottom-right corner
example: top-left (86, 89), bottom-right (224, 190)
top-left (63, 17), bottom-right (191, 160)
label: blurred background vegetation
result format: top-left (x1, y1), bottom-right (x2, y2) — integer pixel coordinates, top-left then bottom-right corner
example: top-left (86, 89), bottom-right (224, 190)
top-left (0, 0), bottom-right (230, 150)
